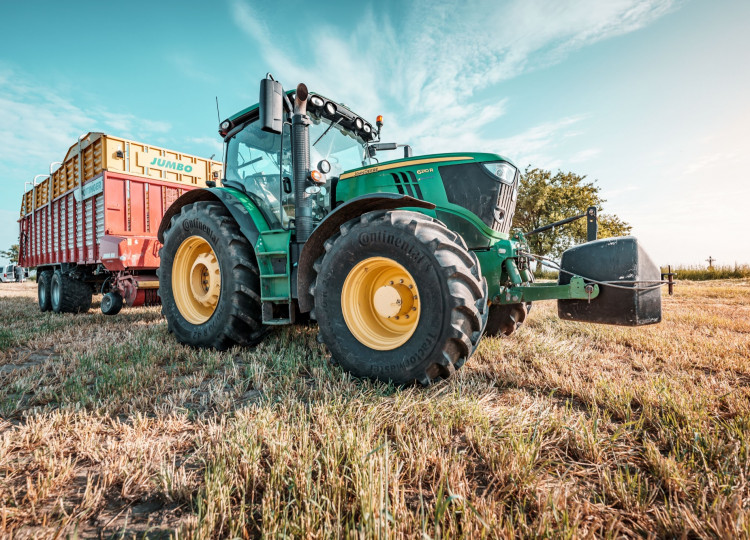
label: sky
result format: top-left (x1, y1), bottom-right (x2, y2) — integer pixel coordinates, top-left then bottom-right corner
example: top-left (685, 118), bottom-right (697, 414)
top-left (0, 0), bottom-right (748, 267)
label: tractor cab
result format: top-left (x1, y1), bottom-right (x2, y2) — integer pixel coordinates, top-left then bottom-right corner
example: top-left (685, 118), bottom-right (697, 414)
top-left (220, 90), bottom-right (377, 231)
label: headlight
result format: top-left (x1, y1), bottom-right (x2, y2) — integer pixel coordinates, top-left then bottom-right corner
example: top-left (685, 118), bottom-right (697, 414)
top-left (318, 159), bottom-right (331, 174)
top-left (324, 102), bottom-right (337, 115)
top-left (220, 120), bottom-right (231, 130)
top-left (363, 124), bottom-right (371, 133)
top-left (482, 162), bottom-right (516, 185)
top-left (354, 117), bottom-right (364, 130)
top-left (310, 96), bottom-right (324, 107)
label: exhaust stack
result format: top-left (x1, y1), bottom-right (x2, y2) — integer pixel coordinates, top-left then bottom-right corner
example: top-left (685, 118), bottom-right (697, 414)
top-left (292, 83), bottom-right (313, 243)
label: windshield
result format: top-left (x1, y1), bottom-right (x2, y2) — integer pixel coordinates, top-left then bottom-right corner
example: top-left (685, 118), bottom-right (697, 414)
top-left (224, 121), bottom-right (291, 228)
top-left (309, 112), bottom-right (371, 176)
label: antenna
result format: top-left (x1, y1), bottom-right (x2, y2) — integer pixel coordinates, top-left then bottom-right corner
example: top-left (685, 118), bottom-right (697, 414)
top-left (215, 96), bottom-right (221, 124)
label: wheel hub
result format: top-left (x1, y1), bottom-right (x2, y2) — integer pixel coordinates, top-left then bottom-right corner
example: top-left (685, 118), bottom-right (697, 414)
top-left (189, 252), bottom-right (220, 307)
top-left (341, 257), bottom-right (420, 350)
top-left (172, 236), bottom-right (222, 324)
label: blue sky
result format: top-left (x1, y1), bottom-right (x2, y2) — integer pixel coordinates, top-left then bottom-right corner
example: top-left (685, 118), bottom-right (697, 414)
top-left (1, 0), bottom-right (748, 266)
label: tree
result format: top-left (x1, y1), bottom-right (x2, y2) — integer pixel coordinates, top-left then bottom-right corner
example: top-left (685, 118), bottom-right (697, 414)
top-left (514, 168), bottom-right (631, 260)
top-left (0, 244), bottom-right (19, 264)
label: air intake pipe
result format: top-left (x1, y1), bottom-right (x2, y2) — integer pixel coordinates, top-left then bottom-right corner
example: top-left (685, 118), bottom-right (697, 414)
top-left (292, 83), bottom-right (313, 243)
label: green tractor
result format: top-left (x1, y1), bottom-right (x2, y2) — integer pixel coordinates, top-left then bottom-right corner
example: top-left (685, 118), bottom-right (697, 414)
top-left (157, 76), bottom-right (663, 385)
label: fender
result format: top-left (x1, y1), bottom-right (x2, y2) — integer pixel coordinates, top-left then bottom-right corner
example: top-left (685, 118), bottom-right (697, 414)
top-left (297, 193), bottom-right (435, 313)
top-left (157, 187), bottom-right (268, 247)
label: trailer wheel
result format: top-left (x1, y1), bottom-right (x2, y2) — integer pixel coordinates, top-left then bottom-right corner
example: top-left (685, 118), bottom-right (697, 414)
top-left (158, 201), bottom-right (267, 349)
top-left (484, 303), bottom-right (530, 337)
top-left (101, 292), bottom-right (124, 315)
top-left (50, 269), bottom-right (93, 314)
top-left (312, 210), bottom-right (488, 385)
top-left (38, 271), bottom-right (52, 312)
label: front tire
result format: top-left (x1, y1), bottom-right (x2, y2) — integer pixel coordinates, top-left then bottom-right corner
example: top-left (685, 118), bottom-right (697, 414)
top-left (312, 210), bottom-right (488, 385)
top-left (158, 201), bottom-right (267, 349)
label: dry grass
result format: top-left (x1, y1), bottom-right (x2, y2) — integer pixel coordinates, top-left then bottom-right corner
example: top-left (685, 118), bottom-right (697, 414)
top-left (662, 264), bottom-right (750, 281)
top-left (0, 279), bottom-right (749, 538)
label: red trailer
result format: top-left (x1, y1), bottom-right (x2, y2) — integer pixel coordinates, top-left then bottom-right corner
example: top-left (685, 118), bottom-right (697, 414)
top-left (18, 132), bottom-right (222, 314)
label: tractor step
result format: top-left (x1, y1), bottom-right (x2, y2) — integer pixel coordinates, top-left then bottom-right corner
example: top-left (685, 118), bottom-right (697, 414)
top-left (256, 250), bottom-right (288, 257)
top-left (262, 301), bottom-right (294, 325)
top-left (255, 230), bottom-right (293, 324)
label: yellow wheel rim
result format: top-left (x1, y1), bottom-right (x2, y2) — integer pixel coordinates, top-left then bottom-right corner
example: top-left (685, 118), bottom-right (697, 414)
top-left (341, 257), bottom-right (421, 350)
top-left (172, 236), bottom-right (221, 324)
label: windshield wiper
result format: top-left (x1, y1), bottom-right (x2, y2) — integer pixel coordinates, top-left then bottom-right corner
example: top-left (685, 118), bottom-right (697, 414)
top-left (312, 118), bottom-right (341, 147)
top-left (238, 155), bottom-right (263, 169)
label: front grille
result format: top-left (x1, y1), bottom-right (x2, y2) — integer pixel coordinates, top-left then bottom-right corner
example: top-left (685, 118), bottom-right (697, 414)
top-left (438, 162), bottom-right (518, 234)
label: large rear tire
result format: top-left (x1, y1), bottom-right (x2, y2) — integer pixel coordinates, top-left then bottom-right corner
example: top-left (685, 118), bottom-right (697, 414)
top-left (50, 269), bottom-right (93, 314)
top-left (38, 271), bottom-right (52, 312)
top-left (312, 210), bottom-right (488, 385)
top-left (158, 201), bottom-right (267, 350)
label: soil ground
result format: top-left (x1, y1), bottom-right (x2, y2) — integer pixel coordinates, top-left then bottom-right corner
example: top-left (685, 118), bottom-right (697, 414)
top-left (0, 279), bottom-right (749, 538)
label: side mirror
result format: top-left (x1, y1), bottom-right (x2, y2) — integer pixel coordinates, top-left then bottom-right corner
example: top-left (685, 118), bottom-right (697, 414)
top-left (259, 78), bottom-right (283, 134)
top-left (369, 142), bottom-right (413, 159)
top-left (372, 142), bottom-right (398, 151)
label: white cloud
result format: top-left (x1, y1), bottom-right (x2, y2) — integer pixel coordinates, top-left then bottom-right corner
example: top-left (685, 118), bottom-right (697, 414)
top-left (228, 0), bottom-right (674, 158)
top-left (185, 136), bottom-right (224, 160)
top-left (569, 148), bottom-right (602, 164)
top-left (0, 66), bottom-right (176, 252)
top-left (0, 66), bottom-right (173, 177)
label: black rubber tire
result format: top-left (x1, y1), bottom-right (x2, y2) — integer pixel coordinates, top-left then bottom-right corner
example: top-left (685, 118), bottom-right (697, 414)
top-left (484, 302), bottom-right (531, 337)
top-left (38, 271), bottom-right (52, 312)
top-left (50, 269), bottom-right (93, 314)
top-left (101, 292), bottom-right (124, 315)
top-left (157, 201), bottom-right (268, 350)
top-left (312, 210), bottom-right (488, 385)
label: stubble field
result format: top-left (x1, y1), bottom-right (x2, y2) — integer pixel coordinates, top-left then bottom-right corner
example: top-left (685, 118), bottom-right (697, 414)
top-left (0, 279), bottom-right (749, 538)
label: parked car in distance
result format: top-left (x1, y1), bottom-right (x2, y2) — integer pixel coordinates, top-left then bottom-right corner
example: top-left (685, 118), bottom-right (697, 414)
top-left (1, 264), bottom-right (17, 282)
top-left (0, 265), bottom-right (28, 282)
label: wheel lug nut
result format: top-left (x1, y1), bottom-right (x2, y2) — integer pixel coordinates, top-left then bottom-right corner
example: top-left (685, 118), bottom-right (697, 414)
top-left (409, 284), bottom-right (413, 289)
top-left (412, 307), bottom-right (417, 311)
top-left (389, 280), bottom-right (394, 285)
top-left (399, 279), bottom-right (404, 283)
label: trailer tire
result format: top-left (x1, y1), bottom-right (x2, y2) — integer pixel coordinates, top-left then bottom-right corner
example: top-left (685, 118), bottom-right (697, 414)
top-left (50, 269), bottom-right (93, 314)
top-left (158, 201), bottom-right (268, 350)
top-left (101, 292), bottom-right (124, 315)
top-left (38, 271), bottom-right (52, 312)
top-left (312, 210), bottom-right (488, 385)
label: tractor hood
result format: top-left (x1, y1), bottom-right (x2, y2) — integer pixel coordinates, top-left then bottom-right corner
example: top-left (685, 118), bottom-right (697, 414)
top-left (334, 151), bottom-right (522, 242)
top-left (338, 152), bottom-right (516, 180)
